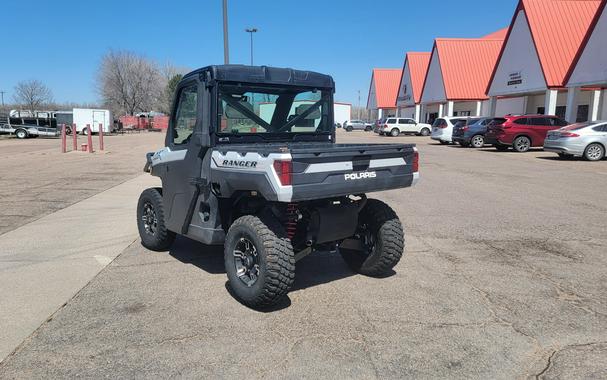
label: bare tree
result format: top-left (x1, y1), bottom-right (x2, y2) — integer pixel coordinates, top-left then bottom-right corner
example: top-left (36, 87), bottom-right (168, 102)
top-left (97, 50), bottom-right (163, 116)
top-left (13, 80), bottom-right (53, 114)
top-left (158, 63), bottom-right (190, 114)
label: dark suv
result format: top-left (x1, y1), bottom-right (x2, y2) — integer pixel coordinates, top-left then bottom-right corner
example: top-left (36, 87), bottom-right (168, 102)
top-left (485, 115), bottom-right (569, 152)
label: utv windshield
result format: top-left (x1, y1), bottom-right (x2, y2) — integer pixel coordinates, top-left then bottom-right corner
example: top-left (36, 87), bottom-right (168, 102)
top-left (217, 84), bottom-right (332, 137)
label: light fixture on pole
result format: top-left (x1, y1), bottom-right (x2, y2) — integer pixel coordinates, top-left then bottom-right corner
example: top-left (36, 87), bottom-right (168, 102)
top-left (222, 0), bottom-right (229, 64)
top-left (245, 28), bottom-right (258, 66)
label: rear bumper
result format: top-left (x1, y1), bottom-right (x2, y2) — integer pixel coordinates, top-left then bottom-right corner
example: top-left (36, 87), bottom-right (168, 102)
top-left (484, 136), bottom-right (508, 146)
top-left (543, 141), bottom-right (585, 156)
top-left (452, 136), bottom-right (470, 144)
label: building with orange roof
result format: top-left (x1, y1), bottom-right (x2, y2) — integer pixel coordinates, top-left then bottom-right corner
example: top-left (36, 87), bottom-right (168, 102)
top-left (396, 52), bottom-right (431, 122)
top-left (487, 0), bottom-right (602, 122)
top-left (420, 36), bottom-right (510, 122)
top-left (366, 68), bottom-right (401, 120)
top-left (565, 0), bottom-right (607, 121)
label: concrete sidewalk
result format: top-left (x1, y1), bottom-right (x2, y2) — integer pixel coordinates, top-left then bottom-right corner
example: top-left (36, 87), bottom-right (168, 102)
top-left (0, 174), bottom-right (158, 362)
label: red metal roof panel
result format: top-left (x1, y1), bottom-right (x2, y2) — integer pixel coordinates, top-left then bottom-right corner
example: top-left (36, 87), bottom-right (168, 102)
top-left (435, 38), bottom-right (504, 100)
top-left (524, 0), bottom-right (600, 87)
top-left (482, 28), bottom-right (508, 39)
top-left (371, 68), bottom-right (402, 108)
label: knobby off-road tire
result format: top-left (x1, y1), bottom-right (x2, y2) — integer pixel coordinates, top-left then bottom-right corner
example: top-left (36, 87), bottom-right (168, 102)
top-left (137, 187), bottom-right (175, 251)
top-left (340, 199), bottom-right (404, 277)
top-left (224, 215), bottom-right (295, 309)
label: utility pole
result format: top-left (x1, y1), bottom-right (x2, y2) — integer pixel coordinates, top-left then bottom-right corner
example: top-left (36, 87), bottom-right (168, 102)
top-left (357, 90), bottom-right (361, 120)
top-left (0, 91), bottom-right (5, 108)
top-left (245, 28), bottom-right (258, 66)
top-left (222, 0), bottom-right (229, 64)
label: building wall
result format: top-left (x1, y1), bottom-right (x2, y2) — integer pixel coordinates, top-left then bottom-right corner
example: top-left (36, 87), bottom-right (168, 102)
top-left (489, 97), bottom-right (527, 116)
top-left (398, 106), bottom-right (416, 119)
top-left (522, 91), bottom-right (594, 119)
top-left (488, 10), bottom-right (547, 96)
top-left (421, 49), bottom-right (447, 104)
top-left (396, 61), bottom-right (416, 110)
top-left (452, 101), bottom-right (480, 116)
top-left (567, 5), bottom-right (607, 87)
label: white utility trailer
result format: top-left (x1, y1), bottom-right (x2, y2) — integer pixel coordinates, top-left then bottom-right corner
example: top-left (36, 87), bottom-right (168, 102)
top-left (72, 108), bottom-right (113, 134)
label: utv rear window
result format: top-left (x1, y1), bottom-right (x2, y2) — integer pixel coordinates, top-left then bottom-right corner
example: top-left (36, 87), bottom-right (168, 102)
top-left (218, 85), bottom-right (332, 135)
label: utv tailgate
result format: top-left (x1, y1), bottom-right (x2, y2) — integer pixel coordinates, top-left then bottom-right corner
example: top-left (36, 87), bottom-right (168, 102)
top-left (290, 143), bottom-right (417, 201)
top-left (210, 143), bottom-right (418, 202)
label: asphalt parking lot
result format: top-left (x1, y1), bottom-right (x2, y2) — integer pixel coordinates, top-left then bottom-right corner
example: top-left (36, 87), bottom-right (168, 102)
top-left (0, 130), bottom-right (606, 379)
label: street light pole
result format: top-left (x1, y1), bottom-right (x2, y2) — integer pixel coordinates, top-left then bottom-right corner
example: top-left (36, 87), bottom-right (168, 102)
top-left (222, 0), bottom-right (229, 64)
top-left (0, 91), bottom-right (5, 108)
top-left (245, 28), bottom-right (258, 66)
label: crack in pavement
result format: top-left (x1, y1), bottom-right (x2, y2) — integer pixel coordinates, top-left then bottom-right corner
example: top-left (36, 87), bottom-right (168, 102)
top-left (534, 342), bottom-right (607, 379)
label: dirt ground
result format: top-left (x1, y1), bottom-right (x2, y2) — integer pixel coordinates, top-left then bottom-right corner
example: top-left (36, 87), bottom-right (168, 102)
top-left (0, 132), bottom-right (165, 236)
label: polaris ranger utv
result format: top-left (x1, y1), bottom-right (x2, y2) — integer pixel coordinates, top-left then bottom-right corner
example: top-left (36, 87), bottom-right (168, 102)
top-left (137, 65), bottom-right (419, 308)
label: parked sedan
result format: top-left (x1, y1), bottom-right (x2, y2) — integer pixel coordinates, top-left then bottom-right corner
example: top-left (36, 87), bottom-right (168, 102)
top-left (343, 120), bottom-right (373, 132)
top-left (544, 121), bottom-right (607, 161)
top-left (452, 117), bottom-right (494, 148)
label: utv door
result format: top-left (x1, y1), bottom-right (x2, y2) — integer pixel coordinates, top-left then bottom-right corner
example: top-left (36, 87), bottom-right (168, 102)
top-left (161, 79), bottom-right (208, 234)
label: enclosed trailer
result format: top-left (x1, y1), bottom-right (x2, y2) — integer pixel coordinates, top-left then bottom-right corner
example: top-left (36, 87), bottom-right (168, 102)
top-left (72, 108), bottom-right (113, 134)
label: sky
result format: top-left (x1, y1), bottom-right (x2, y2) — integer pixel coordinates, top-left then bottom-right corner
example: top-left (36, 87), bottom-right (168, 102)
top-left (0, 0), bottom-right (516, 108)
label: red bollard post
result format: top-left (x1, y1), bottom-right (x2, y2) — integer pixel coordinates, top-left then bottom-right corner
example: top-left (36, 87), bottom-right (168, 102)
top-left (98, 123), bottom-right (104, 151)
top-left (72, 123), bottom-right (78, 151)
top-left (61, 124), bottom-right (66, 153)
top-left (87, 124), bottom-right (94, 153)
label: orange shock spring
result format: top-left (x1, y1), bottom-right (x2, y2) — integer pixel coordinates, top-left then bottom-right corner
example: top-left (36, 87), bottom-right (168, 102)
top-left (286, 203), bottom-right (298, 240)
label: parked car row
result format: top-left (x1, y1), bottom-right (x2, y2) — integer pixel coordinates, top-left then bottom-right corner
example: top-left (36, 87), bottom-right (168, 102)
top-left (371, 114), bottom-right (606, 161)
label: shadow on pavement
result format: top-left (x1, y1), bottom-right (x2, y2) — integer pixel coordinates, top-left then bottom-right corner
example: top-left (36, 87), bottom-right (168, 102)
top-left (167, 235), bottom-right (365, 297)
top-left (168, 236), bottom-right (225, 274)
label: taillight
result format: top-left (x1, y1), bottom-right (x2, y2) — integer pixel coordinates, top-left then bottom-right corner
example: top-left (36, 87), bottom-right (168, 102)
top-left (560, 132), bottom-right (579, 138)
top-left (273, 160), bottom-right (292, 186)
top-left (461, 126), bottom-right (469, 132)
top-left (412, 150), bottom-right (419, 173)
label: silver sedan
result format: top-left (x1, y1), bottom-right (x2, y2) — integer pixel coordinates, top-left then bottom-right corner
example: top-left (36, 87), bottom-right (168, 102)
top-left (544, 121), bottom-right (607, 161)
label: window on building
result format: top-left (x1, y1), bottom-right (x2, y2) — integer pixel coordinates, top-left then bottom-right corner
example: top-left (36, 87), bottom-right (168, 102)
top-left (576, 105), bottom-right (589, 123)
top-left (555, 106), bottom-right (566, 120)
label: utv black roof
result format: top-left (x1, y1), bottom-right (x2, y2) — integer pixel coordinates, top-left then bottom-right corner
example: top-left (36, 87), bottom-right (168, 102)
top-left (183, 65), bottom-right (335, 89)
